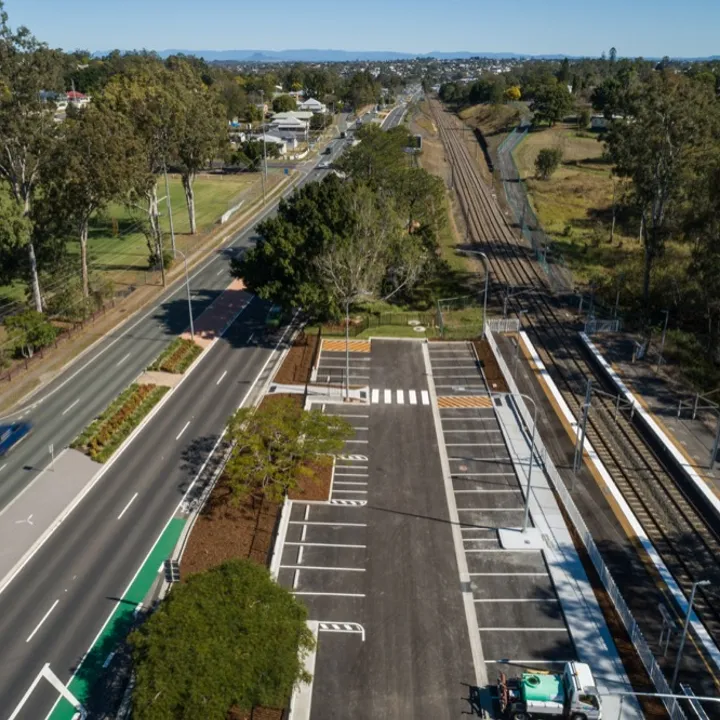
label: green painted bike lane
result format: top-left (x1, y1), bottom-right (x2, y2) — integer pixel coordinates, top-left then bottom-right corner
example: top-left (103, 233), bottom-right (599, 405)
top-left (49, 517), bottom-right (186, 720)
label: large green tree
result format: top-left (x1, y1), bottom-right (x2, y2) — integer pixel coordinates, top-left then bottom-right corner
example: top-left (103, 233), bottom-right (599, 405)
top-left (0, 3), bottom-right (61, 310)
top-left (225, 397), bottom-right (352, 502)
top-left (130, 559), bottom-right (315, 720)
top-left (532, 80), bottom-right (573, 125)
top-left (605, 71), bottom-right (717, 307)
top-left (44, 105), bottom-right (142, 296)
top-left (272, 94), bottom-right (296, 113)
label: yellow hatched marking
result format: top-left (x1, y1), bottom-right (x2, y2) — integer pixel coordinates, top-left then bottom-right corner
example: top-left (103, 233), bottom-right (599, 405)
top-left (437, 396), bottom-right (493, 408)
top-left (322, 339), bottom-right (371, 353)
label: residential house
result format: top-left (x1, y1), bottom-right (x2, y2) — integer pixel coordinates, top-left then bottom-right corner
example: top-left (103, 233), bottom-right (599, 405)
top-left (250, 133), bottom-right (288, 155)
top-left (268, 114), bottom-right (309, 135)
top-left (297, 97), bottom-right (327, 114)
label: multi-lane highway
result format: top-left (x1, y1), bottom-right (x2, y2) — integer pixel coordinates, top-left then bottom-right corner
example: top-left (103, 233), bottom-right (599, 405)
top-left (0, 100), bottom-right (410, 718)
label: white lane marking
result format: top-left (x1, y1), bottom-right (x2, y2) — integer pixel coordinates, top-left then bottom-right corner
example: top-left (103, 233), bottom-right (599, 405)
top-left (333, 481), bottom-right (368, 486)
top-left (371, 389), bottom-right (379, 405)
top-left (216, 370), bottom-right (228, 385)
top-left (61, 399), bottom-right (80, 416)
top-left (456, 508), bottom-right (524, 512)
top-left (384, 389), bottom-right (391, 404)
top-left (469, 572), bottom-right (548, 577)
top-left (443, 429), bottom-right (501, 433)
top-left (115, 352), bottom-right (131, 367)
top-left (334, 466), bottom-right (368, 471)
top-left (117, 492), bottom-right (139, 520)
top-left (26, 599), bottom-right (60, 642)
top-left (409, 390), bottom-right (417, 405)
top-left (216, 269), bottom-right (225, 276)
top-left (345, 439), bottom-right (369, 444)
top-left (284, 542), bottom-right (366, 548)
top-left (281, 565), bottom-right (365, 572)
top-left (396, 390), bottom-right (404, 404)
top-left (334, 472), bottom-right (369, 477)
top-left (445, 443), bottom-right (506, 447)
top-left (484, 659), bottom-right (573, 664)
top-left (175, 420), bottom-right (191, 441)
top-left (332, 489), bottom-right (368, 494)
top-left (421, 390), bottom-right (430, 405)
top-left (326, 414), bottom-right (370, 419)
top-left (0, 464), bottom-right (7, 473)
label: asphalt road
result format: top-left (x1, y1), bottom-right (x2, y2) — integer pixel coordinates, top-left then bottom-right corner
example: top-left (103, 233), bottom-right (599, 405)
top-left (0, 101), bottom-right (410, 717)
top-left (0, 298), bottom-right (283, 718)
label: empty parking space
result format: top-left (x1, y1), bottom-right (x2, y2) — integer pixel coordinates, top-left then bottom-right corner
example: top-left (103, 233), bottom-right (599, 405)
top-left (428, 341), bottom-right (575, 675)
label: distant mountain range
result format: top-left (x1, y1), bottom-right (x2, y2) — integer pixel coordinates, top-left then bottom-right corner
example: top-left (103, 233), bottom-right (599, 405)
top-left (94, 48), bottom-right (720, 63)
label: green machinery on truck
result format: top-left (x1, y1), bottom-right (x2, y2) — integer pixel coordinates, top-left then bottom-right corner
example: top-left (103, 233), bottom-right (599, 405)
top-left (497, 662), bottom-right (602, 720)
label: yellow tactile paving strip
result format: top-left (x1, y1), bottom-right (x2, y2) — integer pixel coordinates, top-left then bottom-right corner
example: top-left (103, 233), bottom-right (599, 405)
top-left (437, 395), bottom-right (493, 408)
top-left (321, 339), bottom-right (371, 353)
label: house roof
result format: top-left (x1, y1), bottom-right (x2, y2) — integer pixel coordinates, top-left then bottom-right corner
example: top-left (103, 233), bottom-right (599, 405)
top-left (66, 90), bottom-right (87, 100)
top-left (272, 111), bottom-right (313, 121)
top-left (252, 133), bottom-right (286, 145)
top-left (269, 116), bottom-right (307, 127)
top-left (299, 97), bottom-right (324, 107)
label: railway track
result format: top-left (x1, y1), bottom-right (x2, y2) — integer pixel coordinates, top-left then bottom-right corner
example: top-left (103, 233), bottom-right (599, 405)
top-left (429, 98), bottom-right (720, 669)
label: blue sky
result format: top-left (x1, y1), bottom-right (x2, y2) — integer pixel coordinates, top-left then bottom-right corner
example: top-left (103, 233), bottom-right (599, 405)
top-left (6, 0), bottom-right (719, 58)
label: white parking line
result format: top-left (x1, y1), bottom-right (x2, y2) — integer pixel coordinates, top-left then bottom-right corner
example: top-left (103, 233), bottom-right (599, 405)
top-left (292, 591), bottom-right (366, 597)
top-left (175, 420), bottom-right (191, 440)
top-left (384, 389), bottom-right (391, 404)
top-left (334, 481), bottom-right (368, 486)
top-left (371, 389), bottom-right (379, 403)
top-left (327, 415), bottom-right (369, 419)
top-left (469, 572), bottom-right (548, 577)
top-left (26, 600), bottom-right (59, 642)
top-left (285, 542), bottom-right (366, 548)
top-left (445, 443), bottom-right (506, 447)
top-left (334, 472), bottom-right (369, 477)
top-left (333, 489), bottom-right (368, 494)
top-left (421, 390), bottom-right (430, 405)
top-left (443, 429), bottom-right (501, 433)
top-left (442, 417), bottom-right (494, 421)
top-left (346, 439), bottom-right (369, 444)
top-left (61, 399), bottom-right (80, 416)
top-left (451, 473), bottom-right (515, 477)
top-left (409, 390), bottom-right (417, 404)
top-left (117, 492), bottom-right (139, 520)
top-left (478, 628), bottom-right (568, 632)
top-left (456, 508), bottom-right (524, 512)
top-left (485, 659), bottom-right (573, 664)
top-left (396, 390), bottom-right (404, 404)
top-left (474, 598), bottom-right (560, 603)
top-left (289, 521), bottom-right (367, 527)
top-left (334, 465), bottom-right (368, 470)
top-left (216, 370), bottom-right (228, 385)
top-left (281, 565), bottom-right (365, 572)
top-left (454, 489), bottom-right (518, 493)
top-left (115, 352), bottom-right (131, 367)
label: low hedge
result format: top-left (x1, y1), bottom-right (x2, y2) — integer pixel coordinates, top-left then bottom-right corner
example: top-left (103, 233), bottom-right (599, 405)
top-left (72, 383), bottom-right (170, 463)
top-left (148, 338), bottom-right (202, 374)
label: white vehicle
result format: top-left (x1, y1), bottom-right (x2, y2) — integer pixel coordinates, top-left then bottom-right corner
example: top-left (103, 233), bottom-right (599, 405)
top-left (497, 662), bottom-right (602, 720)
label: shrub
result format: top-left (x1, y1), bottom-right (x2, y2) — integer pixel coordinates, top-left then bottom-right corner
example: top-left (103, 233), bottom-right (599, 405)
top-left (534, 148), bottom-right (563, 180)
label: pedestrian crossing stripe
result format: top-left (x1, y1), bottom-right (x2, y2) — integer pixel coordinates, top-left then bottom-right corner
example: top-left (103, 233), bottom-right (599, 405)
top-left (438, 396), bottom-right (494, 408)
top-left (318, 622), bottom-right (366, 640)
top-left (322, 339), bottom-right (371, 353)
top-left (370, 388), bottom-right (430, 405)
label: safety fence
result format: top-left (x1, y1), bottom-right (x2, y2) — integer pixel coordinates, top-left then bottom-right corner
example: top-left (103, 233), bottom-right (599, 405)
top-left (485, 328), bottom-right (686, 720)
top-left (584, 318), bottom-right (623, 335)
top-left (486, 318), bottom-right (520, 334)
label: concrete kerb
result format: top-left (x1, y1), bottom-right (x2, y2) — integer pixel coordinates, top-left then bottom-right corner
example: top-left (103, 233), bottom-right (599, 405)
top-left (0, 169), bottom-right (299, 420)
top-left (420, 341), bottom-right (491, 698)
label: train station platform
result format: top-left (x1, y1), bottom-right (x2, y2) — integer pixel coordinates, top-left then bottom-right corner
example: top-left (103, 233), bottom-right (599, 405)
top-left (581, 332), bottom-right (720, 521)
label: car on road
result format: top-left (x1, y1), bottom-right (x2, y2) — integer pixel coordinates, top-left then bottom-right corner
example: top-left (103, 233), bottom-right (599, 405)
top-left (317, 161), bottom-right (331, 169)
top-left (0, 421), bottom-right (32, 457)
top-left (322, 146), bottom-right (332, 155)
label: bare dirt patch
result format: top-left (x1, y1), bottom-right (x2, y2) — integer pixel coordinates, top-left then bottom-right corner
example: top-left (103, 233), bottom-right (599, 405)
top-left (274, 330), bottom-right (320, 385)
top-left (473, 338), bottom-right (510, 393)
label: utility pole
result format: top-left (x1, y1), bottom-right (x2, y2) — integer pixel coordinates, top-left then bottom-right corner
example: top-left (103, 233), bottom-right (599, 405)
top-left (573, 379), bottom-right (593, 475)
top-left (657, 309), bottom-right (669, 370)
top-left (164, 158), bottom-right (176, 258)
top-left (671, 579), bottom-right (710, 691)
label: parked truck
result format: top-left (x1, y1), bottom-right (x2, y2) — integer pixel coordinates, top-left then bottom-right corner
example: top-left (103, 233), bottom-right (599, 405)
top-left (497, 662), bottom-right (602, 720)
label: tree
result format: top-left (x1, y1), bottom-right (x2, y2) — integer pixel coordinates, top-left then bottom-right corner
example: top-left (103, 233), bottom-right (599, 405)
top-left (533, 80), bottom-right (573, 125)
top-left (505, 85), bottom-right (522, 102)
top-left (4, 309), bottom-right (57, 357)
top-left (130, 559), bottom-right (315, 719)
top-left (272, 94), bottom-right (296, 113)
top-left (0, 188), bottom-right (31, 286)
top-left (225, 397), bottom-right (352, 502)
top-left (605, 72), bottom-right (716, 307)
top-left (557, 58), bottom-right (571, 84)
top-left (535, 148), bottom-right (563, 180)
top-left (44, 105), bottom-right (141, 296)
top-left (577, 107), bottom-right (591, 129)
top-left (609, 47), bottom-right (618, 63)
top-left (0, 3), bottom-right (60, 310)
top-left (170, 64), bottom-right (226, 234)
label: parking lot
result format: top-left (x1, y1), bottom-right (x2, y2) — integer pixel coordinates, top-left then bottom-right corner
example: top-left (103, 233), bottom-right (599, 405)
top-left (427, 342), bottom-right (576, 677)
top-left (277, 339), bottom-right (477, 719)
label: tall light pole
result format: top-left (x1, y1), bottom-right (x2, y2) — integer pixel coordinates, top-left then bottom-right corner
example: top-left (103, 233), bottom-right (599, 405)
top-left (515, 393), bottom-right (539, 533)
top-left (163, 158), bottom-right (176, 258)
top-left (460, 249), bottom-right (490, 338)
top-left (345, 298), bottom-right (350, 401)
top-left (657, 309), bottom-right (670, 370)
top-left (671, 579), bottom-right (710, 691)
top-left (174, 249), bottom-right (195, 341)
top-left (259, 90), bottom-right (268, 206)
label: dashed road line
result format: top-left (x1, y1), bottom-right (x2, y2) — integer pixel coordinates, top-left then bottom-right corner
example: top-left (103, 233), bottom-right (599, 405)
top-left (175, 420), bottom-right (191, 441)
top-left (117, 492), bottom-right (139, 520)
top-left (115, 352), bottom-right (131, 367)
top-left (61, 399), bottom-right (80, 416)
top-left (26, 599), bottom-right (59, 643)
top-left (216, 370), bottom-right (228, 385)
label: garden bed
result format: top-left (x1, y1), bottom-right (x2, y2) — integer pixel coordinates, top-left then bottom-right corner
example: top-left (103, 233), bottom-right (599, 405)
top-left (473, 338), bottom-right (510, 392)
top-left (148, 337), bottom-right (202, 374)
top-left (71, 383), bottom-right (169, 463)
top-left (273, 329), bottom-right (320, 385)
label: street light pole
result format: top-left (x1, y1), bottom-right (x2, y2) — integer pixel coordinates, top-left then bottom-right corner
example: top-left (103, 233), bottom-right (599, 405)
top-left (657, 309), bottom-right (670, 370)
top-left (345, 299), bottom-right (350, 401)
top-left (259, 90), bottom-right (268, 206)
top-left (163, 158), bottom-right (176, 258)
top-left (671, 579), bottom-right (710, 690)
top-left (174, 249), bottom-right (195, 341)
top-left (460, 249), bottom-right (490, 338)
top-left (517, 393), bottom-right (538, 533)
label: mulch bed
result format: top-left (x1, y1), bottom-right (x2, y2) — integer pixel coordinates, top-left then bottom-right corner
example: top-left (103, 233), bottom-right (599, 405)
top-left (473, 338), bottom-right (510, 393)
top-left (274, 330), bottom-right (320, 385)
top-left (289, 458), bottom-right (333, 501)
